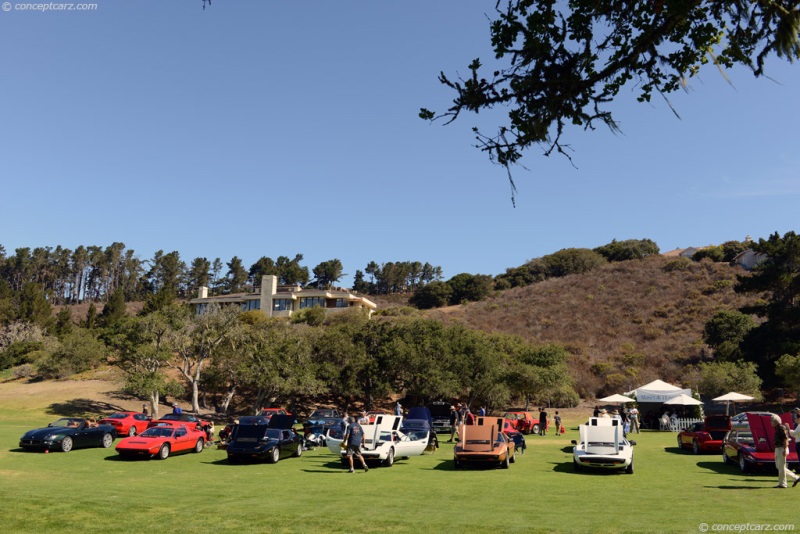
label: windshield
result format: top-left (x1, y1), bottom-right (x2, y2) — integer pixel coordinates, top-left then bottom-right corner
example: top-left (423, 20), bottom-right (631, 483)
top-left (310, 410), bottom-right (336, 418)
top-left (51, 418), bottom-right (80, 428)
top-left (141, 427), bottom-right (174, 438)
top-left (106, 413), bottom-right (128, 419)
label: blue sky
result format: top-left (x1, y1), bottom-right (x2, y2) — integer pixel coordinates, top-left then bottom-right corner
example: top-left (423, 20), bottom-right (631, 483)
top-left (2, 1), bottom-right (798, 282)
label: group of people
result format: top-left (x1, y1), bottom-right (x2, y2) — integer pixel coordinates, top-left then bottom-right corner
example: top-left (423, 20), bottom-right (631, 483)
top-left (593, 405), bottom-right (640, 436)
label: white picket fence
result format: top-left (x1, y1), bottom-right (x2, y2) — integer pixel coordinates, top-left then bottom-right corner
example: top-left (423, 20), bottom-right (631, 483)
top-left (658, 417), bottom-right (702, 432)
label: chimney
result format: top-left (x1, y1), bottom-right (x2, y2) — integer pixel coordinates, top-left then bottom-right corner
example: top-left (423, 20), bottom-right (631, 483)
top-left (198, 286), bottom-right (208, 299)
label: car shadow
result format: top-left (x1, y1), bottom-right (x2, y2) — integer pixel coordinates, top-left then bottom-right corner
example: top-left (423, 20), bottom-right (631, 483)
top-left (560, 446), bottom-right (573, 454)
top-left (552, 461), bottom-right (630, 475)
top-left (696, 461), bottom-right (775, 477)
top-left (46, 398), bottom-right (126, 417)
top-left (103, 454), bottom-right (142, 462)
top-left (663, 446), bottom-right (688, 455)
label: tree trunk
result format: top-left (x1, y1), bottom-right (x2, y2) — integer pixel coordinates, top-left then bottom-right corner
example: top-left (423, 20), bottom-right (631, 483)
top-left (191, 379), bottom-right (200, 413)
top-left (220, 385), bottom-right (236, 415)
top-left (150, 391), bottom-right (160, 419)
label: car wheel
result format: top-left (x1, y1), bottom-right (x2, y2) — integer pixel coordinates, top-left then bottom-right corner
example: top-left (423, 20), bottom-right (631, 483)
top-left (60, 436), bottom-right (73, 453)
top-left (531, 424), bottom-right (540, 435)
top-left (510, 448), bottom-right (516, 464)
top-left (268, 447), bottom-right (280, 464)
top-left (295, 443), bottom-right (303, 457)
top-left (193, 438), bottom-right (204, 453)
top-left (692, 440), bottom-right (700, 455)
top-left (739, 455), bottom-right (748, 473)
top-left (157, 443), bottom-right (170, 460)
top-left (573, 459), bottom-right (582, 472)
top-left (384, 447), bottom-right (395, 467)
top-left (626, 461), bottom-right (634, 474)
top-left (501, 453), bottom-right (510, 469)
top-left (128, 426), bottom-right (137, 437)
top-left (723, 449), bottom-right (731, 465)
top-left (677, 436), bottom-right (683, 450)
top-left (453, 458), bottom-right (461, 469)
top-left (101, 433), bottom-right (113, 449)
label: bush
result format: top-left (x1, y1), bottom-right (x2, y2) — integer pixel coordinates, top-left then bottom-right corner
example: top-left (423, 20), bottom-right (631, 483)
top-left (36, 330), bottom-right (107, 379)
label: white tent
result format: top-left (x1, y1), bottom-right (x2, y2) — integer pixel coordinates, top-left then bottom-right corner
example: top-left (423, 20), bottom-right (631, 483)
top-left (712, 392), bottom-right (755, 415)
top-left (625, 380), bottom-right (690, 402)
top-left (663, 394), bottom-right (703, 406)
top-left (598, 394), bottom-right (636, 403)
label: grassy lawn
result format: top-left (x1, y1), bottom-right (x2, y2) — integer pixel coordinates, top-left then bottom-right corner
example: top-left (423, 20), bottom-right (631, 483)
top-left (2, 407), bottom-right (797, 534)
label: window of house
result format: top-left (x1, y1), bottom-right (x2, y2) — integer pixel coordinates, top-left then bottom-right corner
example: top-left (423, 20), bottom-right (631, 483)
top-left (299, 297), bottom-right (325, 309)
top-left (335, 298), bottom-right (348, 308)
top-left (273, 299), bottom-right (292, 311)
top-left (241, 300), bottom-right (260, 311)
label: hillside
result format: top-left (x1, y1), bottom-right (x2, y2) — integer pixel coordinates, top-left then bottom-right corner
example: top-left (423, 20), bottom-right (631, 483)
top-left (423, 256), bottom-right (759, 397)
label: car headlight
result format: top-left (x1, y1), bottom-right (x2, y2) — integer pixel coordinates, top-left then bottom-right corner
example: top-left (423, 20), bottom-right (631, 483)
top-left (44, 434), bottom-right (59, 441)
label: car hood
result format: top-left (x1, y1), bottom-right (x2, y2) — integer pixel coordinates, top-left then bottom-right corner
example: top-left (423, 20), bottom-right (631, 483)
top-left (22, 427), bottom-right (72, 439)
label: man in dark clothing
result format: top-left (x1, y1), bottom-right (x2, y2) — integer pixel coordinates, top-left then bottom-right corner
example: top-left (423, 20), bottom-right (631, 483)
top-left (539, 407), bottom-right (548, 436)
top-left (172, 403), bottom-right (182, 415)
top-left (343, 417), bottom-right (369, 473)
top-left (448, 406), bottom-right (459, 442)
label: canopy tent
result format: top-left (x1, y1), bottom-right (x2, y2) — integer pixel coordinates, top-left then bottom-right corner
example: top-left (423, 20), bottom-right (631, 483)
top-left (663, 394), bottom-right (703, 406)
top-left (598, 394), bottom-right (636, 404)
top-left (625, 380), bottom-right (691, 402)
top-left (712, 392), bottom-right (756, 415)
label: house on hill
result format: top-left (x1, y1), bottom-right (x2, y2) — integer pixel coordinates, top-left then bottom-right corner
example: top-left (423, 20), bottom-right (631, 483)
top-left (190, 275), bottom-right (377, 318)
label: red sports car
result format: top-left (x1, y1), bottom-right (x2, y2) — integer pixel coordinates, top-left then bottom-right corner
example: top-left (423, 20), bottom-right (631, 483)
top-left (116, 423), bottom-right (206, 459)
top-left (502, 411), bottom-right (538, 434)
top-left (722, 413), bottom-right (798, 473)
top-left (147, 412), bottom-right (209, 430)
top-left (677, 415), bottom-right (731, 454)
top-left (258, 407), bottom-right (291, 421)
top-left (99, 411), bottom-right (151, 437)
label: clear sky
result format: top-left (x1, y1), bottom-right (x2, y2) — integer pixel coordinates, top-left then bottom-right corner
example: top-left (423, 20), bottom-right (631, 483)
top-left (2, 1), bottom-right (798, 283)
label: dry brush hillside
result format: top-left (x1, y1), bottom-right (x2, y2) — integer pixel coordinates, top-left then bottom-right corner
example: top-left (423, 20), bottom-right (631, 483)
top-left (424, 256), bottom-right (759, 398)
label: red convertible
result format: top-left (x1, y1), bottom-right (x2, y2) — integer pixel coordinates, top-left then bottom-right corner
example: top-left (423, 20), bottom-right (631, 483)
top-left (116, 423), bottom-right (206, 459)
top-left (502, 410), bottom-right (538, 434)
top-left (722, 412), bottom-right (798, 473)
top-left (99, 411), bottom-right (151, 437)
top-left (677, 415), bottom-right (731, 454)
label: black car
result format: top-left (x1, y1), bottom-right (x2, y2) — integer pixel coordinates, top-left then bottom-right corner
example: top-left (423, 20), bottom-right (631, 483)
top-left (401, 406), bottom-right (439, 451)
top-left (427, 401), bottom-right (453, 434)
top-left (302, 409), bottom-right (344, 446)
top-left (226, 415), bottom-right (303, 463)
top-left (19, 418), bottom-right (116, 453)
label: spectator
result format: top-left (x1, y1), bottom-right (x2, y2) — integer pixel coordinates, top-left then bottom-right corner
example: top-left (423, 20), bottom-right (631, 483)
top-left (172, 403), bottom-right (182, 415)
top-left (554, 411), bottom-right (562, 436)
top-left (448, 405), bottom-right (460, 442)
top-left (343, 416), bottom-right (369, 473)
top-left (539, 407), bottom-right (548, 436)
top-left (628, 406), bottom-right (640, 434)
top-left (395, 402), bottom-right (402, 416)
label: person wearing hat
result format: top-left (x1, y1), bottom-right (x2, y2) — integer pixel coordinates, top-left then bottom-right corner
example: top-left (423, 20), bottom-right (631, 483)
top-left (598, 408), bottom-right (610, 419)
top-left (771, 414), bottom-right (798, 488)
top-left (357, 411), bottom-right (369, 425)
top-left (448, 405), bottom-right (460, 442)
top-left (172, 403), bottom-right (182, 415)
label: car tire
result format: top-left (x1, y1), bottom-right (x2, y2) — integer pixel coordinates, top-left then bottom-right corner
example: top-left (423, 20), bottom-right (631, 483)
top-left (501, 453), bottom-right (510, 469)
top-left (739, 455), bottom-right (748, 473)
top-left (531, 424), bottom-right (540, 435)
top-left (453, 458), bottom-right (461, 469)
top-left (626, 461), bottom-right (634, 474)
top-left (193, 438), bottom-right (204, 453)
top-left (573, 459), bottom-right (582, 472)
top-left (677, 436), bottom-right (683, 450)
top-left (268, 447), bottom-right (280, 464)
top-left (384, 447), bottom-right (395, 467)
top-left (510, 449), bottom-right (516, 464)
top-left (157, 443), bottom-right (170, 460)
top-left (295, 443), bottom-right (303, 457)
top-left (101, 433), bottom-right (113, 449)
top-left (723, 449), bottom-right (731, 465)
top-left (60, 436), bottom-right (73, 453)
top-left (692, 440), bottom-right (700, 455)
top-left (128, 426), bottom-right (137, 437)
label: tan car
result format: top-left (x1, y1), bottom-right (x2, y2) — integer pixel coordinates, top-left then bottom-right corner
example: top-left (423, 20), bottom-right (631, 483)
top-left (453, 416), bottom-right (516, 469)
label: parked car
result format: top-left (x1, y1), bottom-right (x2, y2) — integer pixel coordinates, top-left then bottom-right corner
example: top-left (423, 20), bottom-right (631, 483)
top-left (98, 411), bottom-right (152, 437)
top-left (501, 419), bottom-right (527, 454)
top-left (327, 414), bottom-right (428, 467)
top-left (427, 401), bottom-right (454, 434)
top-left (258, 407), bottom-right (290, 421)
top-left (677, 415), bottom-right (731, 454)
top-left (571, 417), bottom-right (635, 473)
top-left (302, 409), bottom-right (344, 447)
top-left (116, 423), bottom-right (206, 459)
top-left (147, 413), bottom-right (209, 431)
top-left (453, 416), bottom-right (516, 469)
top-left (401, 406), bottom-right (438, 451)
top-left (502, 410), bottom-right (538, 435)
top-left (730, 411), bottom-right (772, 431)
top-left (722, 413), bottom-right (798, 473)
top-left (227, 415), bottom-right (303, 463)
top-left (19, 418), bottom-right (116, 453)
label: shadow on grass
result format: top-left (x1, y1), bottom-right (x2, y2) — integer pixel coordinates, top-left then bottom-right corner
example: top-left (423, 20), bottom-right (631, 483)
top-left (46, 398), bottom-right (126, 417)
top-left (663, 446), bottom-right (689, 455)
top-left (552, 461), bottom-right (631, 475)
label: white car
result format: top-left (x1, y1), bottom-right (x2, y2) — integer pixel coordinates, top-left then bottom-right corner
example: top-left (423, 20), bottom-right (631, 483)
top-left (326, 415), bottom-right (428, 467)
top-left (572, 417), bottom-right (635, 473)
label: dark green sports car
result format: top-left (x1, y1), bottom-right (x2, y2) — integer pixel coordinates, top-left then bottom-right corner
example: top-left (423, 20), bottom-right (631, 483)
top-left (19, 418), bottom-right (116, 452)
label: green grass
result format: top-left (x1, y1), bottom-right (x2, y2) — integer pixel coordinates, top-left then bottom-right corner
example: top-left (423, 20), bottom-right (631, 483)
top-left (1, 410), bottom-right (796, 534)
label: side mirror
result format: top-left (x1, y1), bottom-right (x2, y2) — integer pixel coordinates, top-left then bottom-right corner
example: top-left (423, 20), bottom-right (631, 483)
top-left (570, 440), bottom-right (577, 445)
top-left (629, 441), bottom-right (637, 446)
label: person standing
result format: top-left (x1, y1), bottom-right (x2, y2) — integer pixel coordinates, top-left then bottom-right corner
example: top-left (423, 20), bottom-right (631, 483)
top-left (478, 406), bottom-right (486, 417)
top-left (448, 405), bottom-right (460, 442)
top-left (395, 401), bottom-right (402, 416)
top-left (554, 411), bottom-right (562, 436)
top-left (771, 414), bottom-right (797, 488)
top-left (539, 407), bottom-right (548, 436)
top-left (172, 403), bottom-right (182, 415)
top-left (343, 416), bottom-right (369, 473)
top-left (628, 406), bottom-right (640, 434)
